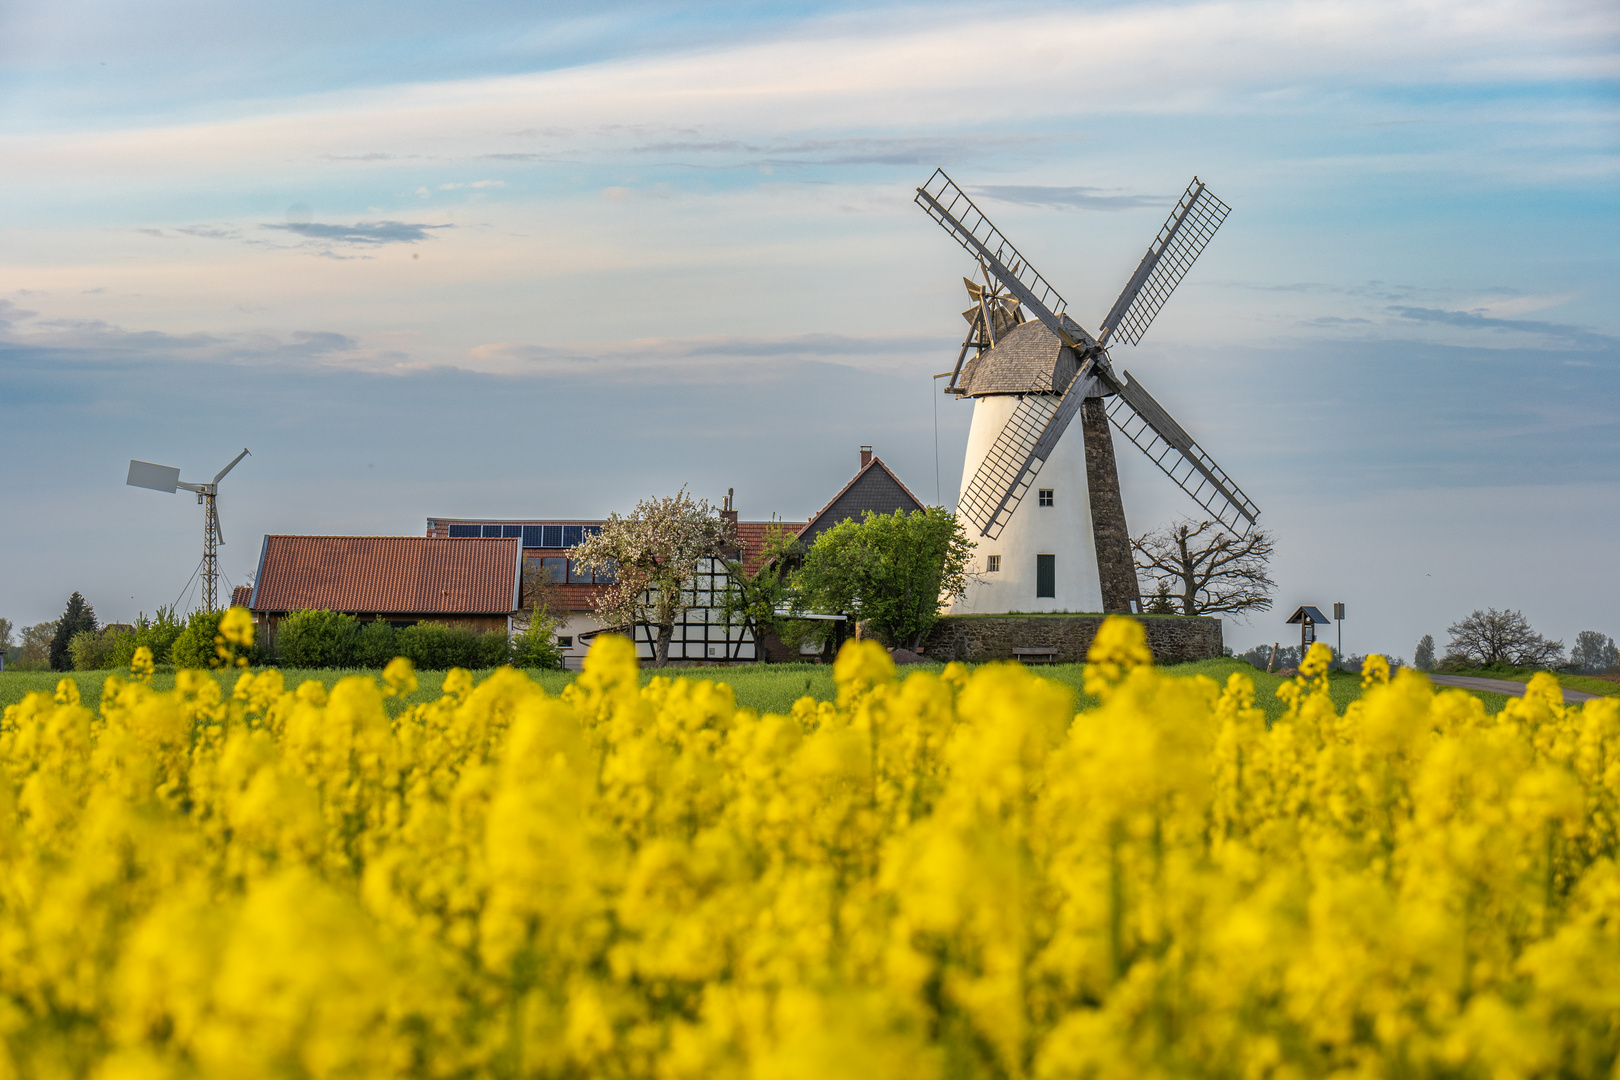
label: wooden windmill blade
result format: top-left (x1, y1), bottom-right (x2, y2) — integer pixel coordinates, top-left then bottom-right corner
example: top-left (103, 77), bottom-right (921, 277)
top-left (915, 172), bottom-right (1101, 537)
top-left (1105, 371), bottom-right (1259, 531)
top-left (1097, 177), bottom-right (1231, 348)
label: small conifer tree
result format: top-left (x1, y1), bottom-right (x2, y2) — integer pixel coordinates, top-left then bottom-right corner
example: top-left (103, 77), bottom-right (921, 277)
top-left (48, 592), bottom-right (97, 672)
top-left (1413, 634), bottom-right (1436, 672)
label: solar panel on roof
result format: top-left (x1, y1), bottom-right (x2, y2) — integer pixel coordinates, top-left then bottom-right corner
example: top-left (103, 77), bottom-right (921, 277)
top-left (448, 524), bottom-right (481, 538)
top-left (542, 525), bottom-right (563, 547)
top-left (563, 524), bottom-right (583, 546)
top-left (584, 524), bottom-right (601, 538)
top-left (521, 525), bottom-right (543, 547)
top-left (483, 525), bottom-right (503, 538)
top-left (503, 525), bottom-right (522, 538)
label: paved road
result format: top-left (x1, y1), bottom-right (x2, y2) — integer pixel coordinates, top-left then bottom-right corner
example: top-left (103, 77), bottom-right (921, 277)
top-left (1427, 673), bottom-right (1600, 704)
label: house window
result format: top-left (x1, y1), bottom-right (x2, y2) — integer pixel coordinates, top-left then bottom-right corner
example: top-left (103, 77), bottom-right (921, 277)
top-left (1038, 489), bottom-right (1054, 507)
top-left (1036, 554), bottom-right (1055, 598)
top-left (556, 636), bottom-right (574, 649)
top-left (986, 554), bottom-right (1001, 573)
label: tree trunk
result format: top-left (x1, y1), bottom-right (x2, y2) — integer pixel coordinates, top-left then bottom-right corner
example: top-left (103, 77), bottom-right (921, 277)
top-left (655, 622), bottom-right (673, 667)
top-left (1081, 397), bottom-right (1140, 614)
top-left (1178, 526), bottom-right (1197, 616)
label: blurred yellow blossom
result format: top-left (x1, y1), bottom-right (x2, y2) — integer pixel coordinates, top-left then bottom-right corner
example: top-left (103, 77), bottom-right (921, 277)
top-left (0, 616), bottom-right (1614, 1078)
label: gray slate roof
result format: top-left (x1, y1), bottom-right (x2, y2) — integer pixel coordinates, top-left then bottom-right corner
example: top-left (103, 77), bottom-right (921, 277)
top-left (959, 319), bottom-right (1079, 397)
top-left (798, 457), bottom-right (926, 549)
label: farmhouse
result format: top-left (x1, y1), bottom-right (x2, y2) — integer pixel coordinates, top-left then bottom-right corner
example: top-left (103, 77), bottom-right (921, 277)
top-left (426, 446), bottom-right (925, 667)
top-left (245, 535), bottom-right (522, 652)
top-left (424, 510), bottom-right (805, 668)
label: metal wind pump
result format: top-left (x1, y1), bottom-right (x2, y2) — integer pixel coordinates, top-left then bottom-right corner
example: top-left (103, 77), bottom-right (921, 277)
top-left (126, 448), bottom-right (251, 612)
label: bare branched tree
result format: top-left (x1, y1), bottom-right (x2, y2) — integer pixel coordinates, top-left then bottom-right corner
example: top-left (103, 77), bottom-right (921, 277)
top-left (1131, 519), bottom-right (1275, 617)
top-left (1444, 608), bottom-right (1564, 668)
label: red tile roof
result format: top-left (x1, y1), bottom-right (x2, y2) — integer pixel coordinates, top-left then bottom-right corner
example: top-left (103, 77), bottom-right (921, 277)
top-left (230, 585), bottom-right (252, 608)
top-left (251, 536), bottom-right (520, 615)
top-left (735, 520), bottom-right (805, 575)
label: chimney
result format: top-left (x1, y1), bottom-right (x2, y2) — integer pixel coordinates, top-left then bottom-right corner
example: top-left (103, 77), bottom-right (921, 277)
top-left (720, 486), bottom-right (738, 527)
top-left (859, 445), bottom-right (873, 469)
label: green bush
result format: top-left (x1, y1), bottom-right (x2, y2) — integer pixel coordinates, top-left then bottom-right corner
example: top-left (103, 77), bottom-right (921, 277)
top-left (510, 609), bottom-right (563, 669)
top-left (171, 610), bottom-right (226, 669)
top-left (277, 610), bottom-right (360, 669)
top-left (109, 607), bottom-right (186, 669)
top-left (395, 623), bottom-right (509, 670)
top-left (352, 620), bottom-right (400, 668)
top-left (70, 627), bottom-right (129, 671)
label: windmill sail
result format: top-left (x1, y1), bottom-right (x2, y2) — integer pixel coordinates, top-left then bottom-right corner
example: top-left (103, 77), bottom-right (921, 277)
top-left (1098, 178), bottom-right (1230, 347)
top-left (915, 170), bottom-right (1097, 351)
top-left (1105, 370), bottom-right (1259, 531)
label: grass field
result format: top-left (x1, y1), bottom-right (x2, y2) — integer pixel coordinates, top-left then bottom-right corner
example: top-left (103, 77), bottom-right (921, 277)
top-left (0, 656), bottom-right (1515, 721)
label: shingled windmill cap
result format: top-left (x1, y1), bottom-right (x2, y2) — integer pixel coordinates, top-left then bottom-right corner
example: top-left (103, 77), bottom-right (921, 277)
top-left (1286, 606), bottom-right (1332, 625)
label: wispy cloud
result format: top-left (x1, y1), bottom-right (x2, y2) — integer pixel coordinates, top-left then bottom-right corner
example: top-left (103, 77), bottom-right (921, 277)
top-left (1388, 305), bottom-right (1615, 348)
top-left (467, 331), bottom-right (946, 379)
top-left (971, 185), bottom-right (1165, 211)
top-left (261, 220), bottom-right (450, 245)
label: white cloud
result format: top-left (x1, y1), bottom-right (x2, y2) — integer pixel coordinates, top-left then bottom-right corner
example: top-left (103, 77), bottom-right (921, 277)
top-left (1, 0), bottom-right (1611, 180)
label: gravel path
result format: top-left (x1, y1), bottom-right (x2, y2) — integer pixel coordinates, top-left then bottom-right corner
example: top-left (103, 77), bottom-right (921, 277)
top-left (1427, 673), bottom-right (1600, 704)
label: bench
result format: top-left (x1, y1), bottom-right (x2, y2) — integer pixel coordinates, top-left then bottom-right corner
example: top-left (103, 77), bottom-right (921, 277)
top-left (1011, 647), bottom-right (1060, 665)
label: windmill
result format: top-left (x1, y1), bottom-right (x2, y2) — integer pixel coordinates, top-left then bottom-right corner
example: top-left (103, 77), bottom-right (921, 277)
top-left (126, 448), bottom-right (251, 612)
top-left (915, 170), bottom-right (1258, 614)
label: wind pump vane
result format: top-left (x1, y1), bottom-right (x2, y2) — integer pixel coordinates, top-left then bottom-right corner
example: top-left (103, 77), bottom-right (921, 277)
top-left (126, 448), bottom-right (251, 612)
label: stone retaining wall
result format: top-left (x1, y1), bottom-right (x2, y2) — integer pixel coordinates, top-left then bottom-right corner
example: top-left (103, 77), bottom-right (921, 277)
top-left (919, 614), bottom-right (1222, 665)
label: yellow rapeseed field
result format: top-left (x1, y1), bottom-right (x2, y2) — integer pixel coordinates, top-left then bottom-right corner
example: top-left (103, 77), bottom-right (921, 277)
top-left (2, 609), bottom-right (1618, 1079)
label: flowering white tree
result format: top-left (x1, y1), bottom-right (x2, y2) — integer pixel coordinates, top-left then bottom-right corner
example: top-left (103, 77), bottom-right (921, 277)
top-left (571, 488), bottom-right (737, 667)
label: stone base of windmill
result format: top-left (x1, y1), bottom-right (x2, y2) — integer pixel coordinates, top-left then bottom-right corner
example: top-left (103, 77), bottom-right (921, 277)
top-left (919, 614), bottom-right (1223, 666)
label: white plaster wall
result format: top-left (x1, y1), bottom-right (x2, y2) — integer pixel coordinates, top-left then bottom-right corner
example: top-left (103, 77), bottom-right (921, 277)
top-left (952, 395), bottom-right (1104, 615)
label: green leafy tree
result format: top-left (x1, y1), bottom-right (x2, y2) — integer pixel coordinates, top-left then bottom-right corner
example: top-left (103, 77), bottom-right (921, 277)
top-left (1145, 581), bottom-right (1177, 615)
top-left (109, 606), bottom-right (186, 669)
top-left (10, 621), bottom-right (60, 671)
top-left (1570, 630), bottom-right (1619, 675)
top-left (572, 487), bottom-right (737, 667)
top-left (1413, 634), bottom-right (1437, 672)
top-left (171, 610), bottom-right (226, 668)
top-left (70, 627), bottom-right (129, 671)
top-left (721, 522), bottom-right (801, 661)
top-left (792, 506), bottom-right (972, 650)
top-left (511, 609), bottom-right (563, 669)
top-left (0, 617), bottom-right (12, 653)
top-left (48, 592), bottom-right (98, 671)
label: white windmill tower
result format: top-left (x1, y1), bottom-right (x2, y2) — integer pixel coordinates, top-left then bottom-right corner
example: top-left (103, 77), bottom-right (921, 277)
top-left (126, 448), bottom-right (251, 612)
top-left (915, 171), bottom-right (1259, 614)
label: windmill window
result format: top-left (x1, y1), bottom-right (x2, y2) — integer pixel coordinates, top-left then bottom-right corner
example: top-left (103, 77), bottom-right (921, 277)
top-left (986, 555), bottom-right (1001, 573)
top-left (1036, 554), bottom-right (1056, 598)
top-left (1038, 489), bottom-right (1054, 507)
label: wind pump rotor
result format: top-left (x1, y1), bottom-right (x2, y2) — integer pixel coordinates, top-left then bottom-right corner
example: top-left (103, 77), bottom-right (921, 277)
top-left (126, 448), bottom-right (251, 612)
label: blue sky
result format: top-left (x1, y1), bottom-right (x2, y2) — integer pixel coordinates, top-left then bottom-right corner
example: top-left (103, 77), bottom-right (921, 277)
top-left (2, 0), bottom-right (1616, 658)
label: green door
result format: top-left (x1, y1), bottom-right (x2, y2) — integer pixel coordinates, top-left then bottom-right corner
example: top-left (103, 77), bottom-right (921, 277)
top-left (1036, 554), bottom-right (1055, 598)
